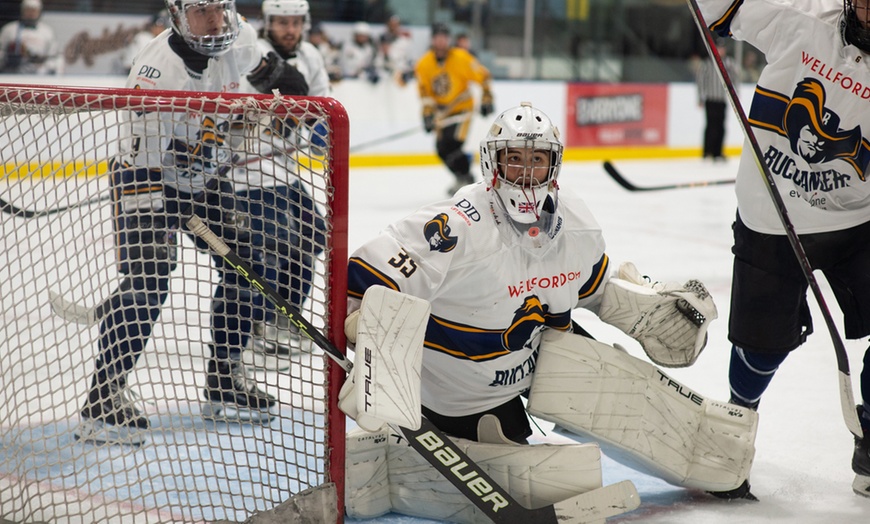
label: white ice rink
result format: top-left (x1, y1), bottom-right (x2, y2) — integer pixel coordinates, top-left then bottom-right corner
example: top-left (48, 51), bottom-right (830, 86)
top-left (2, 155), bottom-right (869, 523)
top-left (343, 157), bottom-right (870, 524)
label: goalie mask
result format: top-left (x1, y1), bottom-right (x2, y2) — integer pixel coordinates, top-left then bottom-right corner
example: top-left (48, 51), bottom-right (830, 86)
top-left (844, 0), bottom-right (870, 52)
top-left (480, 102), bottom-right (563, 246)
top-left (166, 0), bottom-right (240, 56)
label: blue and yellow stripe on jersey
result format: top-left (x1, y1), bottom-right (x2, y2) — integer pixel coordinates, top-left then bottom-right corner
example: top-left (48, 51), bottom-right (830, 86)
top-left (424, 309), bottom-right (572, 362)
top-left (347, 256), bottom-right (400, 299)
top-left (578, 253), bottom-right (609, 300)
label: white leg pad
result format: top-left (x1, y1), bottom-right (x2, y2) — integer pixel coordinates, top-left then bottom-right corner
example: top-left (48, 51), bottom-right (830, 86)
top-left (345, 425), bottom-right (605, 523)
top-left (527, 330), bottom-right (758, 492)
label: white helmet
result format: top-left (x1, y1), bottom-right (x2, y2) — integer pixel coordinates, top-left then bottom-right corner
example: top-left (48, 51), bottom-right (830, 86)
top-left (480, 102), bottom-right (563, 227)
top-left (262, 0), bottom-right (311, 34)
top-left (165, 0), bottom-right (240, 56)
top-left (353, 21), bottom-right (372, 37)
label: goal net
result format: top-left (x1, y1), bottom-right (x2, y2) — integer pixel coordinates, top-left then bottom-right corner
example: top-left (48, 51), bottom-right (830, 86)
top-left (0, 84), bottom-right (348, 523)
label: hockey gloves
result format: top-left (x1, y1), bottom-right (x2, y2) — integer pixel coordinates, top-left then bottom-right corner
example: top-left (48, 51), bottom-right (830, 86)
top-left (247, 51), bottom-right (309, 96)
top-left (480, 88), bottom-right (494, 117)
top-left (598, 262), bottom-right (718, 368)
top-left (422, 104), bottom-right (436, 133)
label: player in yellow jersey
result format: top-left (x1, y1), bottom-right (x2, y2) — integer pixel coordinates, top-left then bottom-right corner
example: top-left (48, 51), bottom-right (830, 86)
top-left (414, 22), bottom-right (494, 195)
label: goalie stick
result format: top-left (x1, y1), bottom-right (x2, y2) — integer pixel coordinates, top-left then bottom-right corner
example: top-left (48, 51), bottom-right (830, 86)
top-left (686, 0), bottom-right (863, 439)
top-left (186, 214), bottom-right (641, 523)
top-left (603, 160), bottom-right (735, 191)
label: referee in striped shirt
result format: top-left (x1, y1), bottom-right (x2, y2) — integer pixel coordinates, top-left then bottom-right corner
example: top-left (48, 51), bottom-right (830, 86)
top-left (696, 39), bottom-right (739, 161)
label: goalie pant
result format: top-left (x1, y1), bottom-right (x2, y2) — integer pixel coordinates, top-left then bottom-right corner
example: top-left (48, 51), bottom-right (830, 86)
top-left (345, 425), bottom-right (617, 524)
top-left (527, 330), bottom-right (758, 492)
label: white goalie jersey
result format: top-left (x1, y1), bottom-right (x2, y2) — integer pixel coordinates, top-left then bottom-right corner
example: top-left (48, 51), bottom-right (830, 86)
top-left (346, 182), bottom-right (611, 417)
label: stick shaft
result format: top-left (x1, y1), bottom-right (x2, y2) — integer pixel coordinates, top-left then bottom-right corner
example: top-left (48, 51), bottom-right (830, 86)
top-left (686, 0), bottom-right (862, 438)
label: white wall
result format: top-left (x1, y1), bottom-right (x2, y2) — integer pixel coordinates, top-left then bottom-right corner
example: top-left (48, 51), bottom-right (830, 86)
top-left (0, 75), bottom-right (754, 158)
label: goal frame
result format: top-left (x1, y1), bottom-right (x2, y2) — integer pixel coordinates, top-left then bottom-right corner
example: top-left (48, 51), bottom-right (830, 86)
top-left (0, 83), bottom-right (349, 522)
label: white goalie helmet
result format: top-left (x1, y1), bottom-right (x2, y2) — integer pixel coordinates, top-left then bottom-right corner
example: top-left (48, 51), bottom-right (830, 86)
top-left (480, 102), bottom-right (563, 227)
top-left (165, 0), bottom-right (240, 56)
top-left (262, 0), bottom-right (311, 33)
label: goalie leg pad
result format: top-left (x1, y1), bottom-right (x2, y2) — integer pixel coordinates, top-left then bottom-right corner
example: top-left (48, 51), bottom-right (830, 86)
top-left (527, 330), bottom-right (757, 492)
top-left (345, 426), bottom-right (604, 523)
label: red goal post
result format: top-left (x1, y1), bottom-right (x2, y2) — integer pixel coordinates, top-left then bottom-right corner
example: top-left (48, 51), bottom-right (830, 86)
top-left (0, 84), bottom-right (348, 522)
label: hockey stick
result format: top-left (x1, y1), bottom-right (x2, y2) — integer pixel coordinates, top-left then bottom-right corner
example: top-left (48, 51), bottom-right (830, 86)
top-left (348, 113), bottom-right (470, 154)
top-left (3, 132), bottom-right (300, 220)
top-left (1, 191), bottom-right (113, 219)
top-left (686, 0), bottom-right (863, 438)
top-left (348, 126), bottom-right (422, 153)
top-left (186, 213), bottom-right (641, 523)
top-left (46, 149), bottom-right (302, 326)
top-left (603, 160), bottom-right (736, 191)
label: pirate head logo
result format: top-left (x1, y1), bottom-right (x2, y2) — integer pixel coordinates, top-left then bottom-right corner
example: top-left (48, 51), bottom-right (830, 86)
top-left (502, 295), bottom-right (548, 351)
top-left (424, 213), bottom-right (458, 252)
top-left (784, 79), bottom-right (862, 165)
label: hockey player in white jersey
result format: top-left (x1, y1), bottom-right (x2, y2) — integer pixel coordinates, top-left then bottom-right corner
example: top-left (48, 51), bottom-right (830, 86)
top-left (0, 0), bottom-right (62, 74)
top-left (338, 103), bottom-right (758, 521)
top-left (76, 0), bottom-right (312, 446)
top-left (698, 0), bottom-right (870, 498)
top-left (238, 0), bottom-right (330, 360)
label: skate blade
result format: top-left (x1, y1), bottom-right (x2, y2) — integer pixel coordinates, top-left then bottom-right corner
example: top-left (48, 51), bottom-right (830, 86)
top-left (853, 474), bottom-right (870, 498)
top-left (74, 418), bottom-right (147, 446)
top-left (201, 402), bottom-right (275, 424)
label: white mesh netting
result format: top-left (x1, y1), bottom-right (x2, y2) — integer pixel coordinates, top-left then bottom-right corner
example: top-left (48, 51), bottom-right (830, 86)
top-left (0, 85), bottom-right (348, 523)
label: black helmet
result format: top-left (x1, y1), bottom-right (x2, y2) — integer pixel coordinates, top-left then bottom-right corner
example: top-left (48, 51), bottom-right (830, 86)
top-left (431, 22), bottom-right (450, 36)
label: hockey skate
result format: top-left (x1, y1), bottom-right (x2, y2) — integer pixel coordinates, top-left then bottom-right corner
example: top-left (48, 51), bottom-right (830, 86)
top-left (76, 376), bottom-right (150, 446)
top-left (202, 358), bottom-right (276, 424)
top-left (852, 406), bottom-right (870, 498)
top-left (248, 314), bottom-right (309, 358)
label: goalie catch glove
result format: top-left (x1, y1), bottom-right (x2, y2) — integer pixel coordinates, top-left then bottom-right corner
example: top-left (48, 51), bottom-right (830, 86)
top-left (598, 262), bottom-right (718, 368)
top-left (247, 51), bottom-right (309, 95)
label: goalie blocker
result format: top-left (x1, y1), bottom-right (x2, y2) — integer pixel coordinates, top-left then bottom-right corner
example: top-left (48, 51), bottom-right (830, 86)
top-left (527, 330), bottom-right (757, 492)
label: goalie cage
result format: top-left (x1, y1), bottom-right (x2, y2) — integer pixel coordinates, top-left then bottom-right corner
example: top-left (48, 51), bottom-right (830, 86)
top-left (0, 84), bottom-right (348, 523)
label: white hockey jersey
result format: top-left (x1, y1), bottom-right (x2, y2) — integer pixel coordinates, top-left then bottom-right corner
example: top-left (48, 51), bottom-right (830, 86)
top-left (0, 19), bottom-right (61, 74)
top-left (347, 183), bottom-right (610, 417)
top-left (699, 0), bottom-right (870, 234)
top-left (118, 21), bottom-right (263, 204)
top-left (233, 38), bottom-right (332, 191)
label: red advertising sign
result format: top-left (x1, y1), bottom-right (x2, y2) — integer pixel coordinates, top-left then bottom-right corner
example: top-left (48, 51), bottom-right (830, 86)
top-left (565, 83), bottom-right (669, 147)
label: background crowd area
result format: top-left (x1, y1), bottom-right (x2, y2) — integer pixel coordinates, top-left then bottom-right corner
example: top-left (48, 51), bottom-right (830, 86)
top-left (0, 0), bottom-right (766, 82)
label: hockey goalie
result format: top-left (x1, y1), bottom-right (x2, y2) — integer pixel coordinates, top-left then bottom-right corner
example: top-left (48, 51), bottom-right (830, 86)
top-left (338, 103), bottom-right (758, 522)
